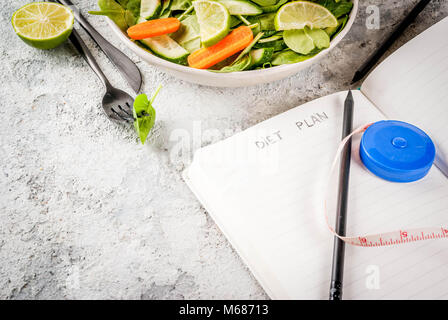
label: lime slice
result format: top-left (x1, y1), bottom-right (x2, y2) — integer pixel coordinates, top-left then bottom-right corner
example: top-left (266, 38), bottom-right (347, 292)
top-left (193, 0), bottom-right (230, 47)
top-left (249, 47), bottom-right (274, 67)
top-left (11, 2), bottom-right (74, 50)
top-left (274, 1), bottom-right (338, 31)
top-left (140, 0), bottom-right (162, 20)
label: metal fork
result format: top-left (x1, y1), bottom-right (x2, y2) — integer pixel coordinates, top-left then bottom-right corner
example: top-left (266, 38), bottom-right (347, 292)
top-left (69, 29), bottom-right (134, 122)
top-left (44, 0), bottom-right (134, 121)
top-left (57, 0), bottom-right (142, 93)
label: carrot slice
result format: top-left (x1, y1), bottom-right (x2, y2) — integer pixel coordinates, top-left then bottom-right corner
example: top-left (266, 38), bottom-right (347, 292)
top-left (127, 18), bottom-right (181, 40)
top-left (188, 26), bottom-right (254, 69)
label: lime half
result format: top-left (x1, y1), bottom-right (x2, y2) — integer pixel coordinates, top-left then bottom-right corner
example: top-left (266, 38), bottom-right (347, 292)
top-left (193, 0), bottom-right (230, 47)
top-left (12, 2), bottom-right (74, 50)
top-left (275, 1), bottom-right (338, 31)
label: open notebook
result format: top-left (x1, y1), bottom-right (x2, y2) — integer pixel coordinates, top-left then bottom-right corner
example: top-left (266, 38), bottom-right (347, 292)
top-left (184, 17), bottom-right (448, 299)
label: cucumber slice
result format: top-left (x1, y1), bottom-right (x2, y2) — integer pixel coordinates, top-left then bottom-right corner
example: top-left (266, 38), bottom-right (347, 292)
top-left (219, 0), bottom-right (262, 16)
top-left (140, 0), bottom-right (162, 20)
top-left (140, 35), bottom-right (189, 63)
top-left (249, 47), bottom-right (274, 67)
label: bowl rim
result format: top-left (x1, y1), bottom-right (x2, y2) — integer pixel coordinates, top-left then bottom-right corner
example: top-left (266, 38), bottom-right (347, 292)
top-left (107, 0), bottom-right (358, 78)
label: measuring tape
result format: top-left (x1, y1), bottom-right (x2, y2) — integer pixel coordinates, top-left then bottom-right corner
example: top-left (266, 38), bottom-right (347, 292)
top-left (325, 121), bottom-right (448, 247)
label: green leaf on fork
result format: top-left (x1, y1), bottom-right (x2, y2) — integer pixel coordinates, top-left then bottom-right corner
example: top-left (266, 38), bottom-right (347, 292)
top-left (133, 85), bottom-right (161, 145)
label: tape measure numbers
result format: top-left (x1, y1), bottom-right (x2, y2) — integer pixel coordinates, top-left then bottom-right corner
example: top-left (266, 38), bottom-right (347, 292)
top-left (325, 121), bottom-right (448, 247)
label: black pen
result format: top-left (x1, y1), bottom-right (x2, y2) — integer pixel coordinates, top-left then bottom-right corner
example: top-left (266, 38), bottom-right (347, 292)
top-left (351, 0), bottom-right (431, 84)
top-left (329, 90), bottom-right (354, 300)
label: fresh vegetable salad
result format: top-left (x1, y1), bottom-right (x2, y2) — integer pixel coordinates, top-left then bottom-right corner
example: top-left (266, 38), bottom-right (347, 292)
top-left (91, 0), bottom-right (353, 72)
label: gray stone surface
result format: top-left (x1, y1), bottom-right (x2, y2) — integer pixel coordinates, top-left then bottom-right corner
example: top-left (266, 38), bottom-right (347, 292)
top-left (1, 0), bottom-right (447, 299)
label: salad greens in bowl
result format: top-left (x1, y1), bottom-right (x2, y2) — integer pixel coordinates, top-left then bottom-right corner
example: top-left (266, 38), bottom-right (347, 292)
top-left (91, 0), bottom-right (358, 86)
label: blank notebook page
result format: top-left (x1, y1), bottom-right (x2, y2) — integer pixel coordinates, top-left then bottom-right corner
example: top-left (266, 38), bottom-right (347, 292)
top-left (361, 16), bottom-right (448, 175)
top-left (185, 90), bottom-right (448, 299)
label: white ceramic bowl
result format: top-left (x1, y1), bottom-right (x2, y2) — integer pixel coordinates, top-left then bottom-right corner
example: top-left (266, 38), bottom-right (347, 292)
top-left (108, 0), bottom-right (358, 87)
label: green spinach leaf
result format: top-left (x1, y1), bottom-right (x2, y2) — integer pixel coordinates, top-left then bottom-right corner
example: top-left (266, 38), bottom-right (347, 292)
top-left (89, 0), bottom-right (128, 30)
top-left (260, 0), bottom-right (288, 13)
top-left (212, 55), bottom-right (252, 73)
top-left (304, 27), bottom-right (330, 50)
top-left (159, 0), bottom-right (173, 17)
top-left (126, 0), bottom-right (141, 18)
top-left (271, 50), bottom-right (314, 66)
top-left (315, 0), bottom-right (353, 18)
top-left (133, 86), bottom-right (161, 145)
top-left (116, 0), bottom-right (129, 6)
top-left (171, 0), bottom-right (191, 11)
top-left (89, 0), bottom-right (139, 30)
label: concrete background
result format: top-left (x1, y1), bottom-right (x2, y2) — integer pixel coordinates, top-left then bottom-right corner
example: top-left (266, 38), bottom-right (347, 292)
top-left (1, 0), bottom-right (447, 299)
